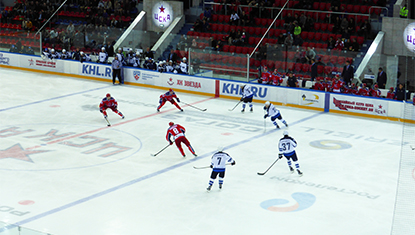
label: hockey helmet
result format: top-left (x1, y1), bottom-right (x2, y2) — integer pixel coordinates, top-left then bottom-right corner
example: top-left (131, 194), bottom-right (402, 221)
top-left (101, 47), bottom-right (105, 51)
top-left (390, 87), bottom-right (394, 90)
top-left (183, 57), bottom-right (187, 61)
top-left (62, 49), bottom-right (66, 53)
top-left (283, 130), bottom-right (289, 136)
top-left (374, 84), bottom-right (378, 88)
top-left (169, 121), bottom-right (174, 126)
top-left (80, 51), bottom-right (84, 55)
top-left (169, 88), bottom-right (173, 92)
top-left (106, 93), bottom-right (111, 97)
top-left (362, 83), bottom-right (366, 87)
top-left (265, 101), bottom-right (270, 107)
top-left (51, 49), bottom-right (55, 53)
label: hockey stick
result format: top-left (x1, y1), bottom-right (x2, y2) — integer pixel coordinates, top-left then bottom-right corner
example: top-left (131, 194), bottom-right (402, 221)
top-left (263, 111), bottom-right (267, 132)
top-left (151, 144), bottom-right (170, 157)
top-left (181, 102), bottom-right (207, 111)
top-left (104, 116), bottom-right (111, 126)
top-left (257, 158), bottom-right (280, 175)
top-left (193, 163), bottom-right (232, 169)
top-left (228, 100), bottom-right (242, 111)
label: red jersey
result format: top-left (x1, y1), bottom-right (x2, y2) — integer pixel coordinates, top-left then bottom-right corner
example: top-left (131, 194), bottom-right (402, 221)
top-left (261, 71), bottom-right (272, 84)
top-left (359, 87), bottom-right (370, 96)
top-left (166, 124), bottom-right (186, 142)
top-left (271, 73), bottom-right (283, 86)
top-left (313, 82), bottom-right (325, 91)
top-left (160, 91), bottom-right (178, 102)
top-left (370, 89), bottom-right (381, 97)
top-left (99, 97), bottom-right (117, 108)
top-left (331, 79), bottom-right (344, 93)
top-left (386, 91), bottom-right (395, 99)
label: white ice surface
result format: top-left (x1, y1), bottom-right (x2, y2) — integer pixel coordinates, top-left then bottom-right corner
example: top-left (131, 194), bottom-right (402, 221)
top-left (0, 67), bottom-right (402, 235)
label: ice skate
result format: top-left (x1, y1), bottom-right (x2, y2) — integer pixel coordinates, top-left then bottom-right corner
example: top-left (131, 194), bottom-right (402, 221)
top-left (289, 166), bottom-right (294, 173)
top-left (250, 107), bottom-right (253, 112)
top-left (219, 184), bottom-right (222, 189)
top-left (180, 109), bottom-right (183, 112)
top-left (193, 153), bottom-right (197, 157)
top-left (241, 109), bottom-right (245, 113)
top-left (297, 169), bottom-right (303, 176)
top-left (206, 185), bottom-right (212, 191)
top-left (275, 124), bottom-right (280, 129)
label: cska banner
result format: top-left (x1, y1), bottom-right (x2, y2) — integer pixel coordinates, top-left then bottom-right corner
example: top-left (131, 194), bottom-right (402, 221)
top-left (152, 1), bottom-right (173, 29)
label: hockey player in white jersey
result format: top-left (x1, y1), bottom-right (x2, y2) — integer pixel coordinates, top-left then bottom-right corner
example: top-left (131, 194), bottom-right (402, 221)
top-left (132, 52), bottom-right (141, 67)
top-left (207, 147), bottom-right (236, 191)
top-left (49, 49), bottom-right (60, 60)
top-left (60, 49), bottom-right (71, 60)
top-left (240, 84), bottom-right (254, 112)
top-left (97, 47), bottom-right (108, 63)
top-left (278, 130), bottom-right (302, 176)
top-left (179, 57), bottom-right (188, 74)
top-left (263, 101), bottom-right (288, 128)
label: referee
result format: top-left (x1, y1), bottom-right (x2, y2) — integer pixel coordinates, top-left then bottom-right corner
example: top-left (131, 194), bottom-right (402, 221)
top-left (111, 56), bottom-right (123, 85)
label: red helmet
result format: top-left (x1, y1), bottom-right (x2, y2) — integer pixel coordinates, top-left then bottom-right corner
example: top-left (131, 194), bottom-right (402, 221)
top-left (169, 89), bottom-right (173, 92)
top-left (362, 83), bottom-right (366, 87)
top-left (390, 87), bottom-right (394, 90)
top-left (374, 84), bottom-right (378, 88)
top-left (106, 93), bottom-right (111, 97)
top-left (169, 122), bottom-right (174, 126)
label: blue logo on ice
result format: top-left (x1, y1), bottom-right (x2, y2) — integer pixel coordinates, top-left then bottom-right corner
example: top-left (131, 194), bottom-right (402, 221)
top-left (260, 192), bottom-right (316, 212)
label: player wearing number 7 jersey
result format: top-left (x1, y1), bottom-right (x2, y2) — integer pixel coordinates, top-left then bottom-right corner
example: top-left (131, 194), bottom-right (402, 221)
top-left (166, 122), bottom-right (197, 157)
top-left (206, 147), bottom-right (236, 191)
top-left (278, 130), bottom-right (303, 176)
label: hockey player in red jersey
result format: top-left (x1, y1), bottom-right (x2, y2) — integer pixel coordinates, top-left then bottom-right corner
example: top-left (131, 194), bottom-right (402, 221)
top-left (330, 75), bottom-right (344, 93)
top-left (386, 87), bottom-right (395, 99)
top-left (99, 93), bottom-right (124, 120)
top-left (260, 66), bottom-right (272, 84)
top-left (312, 78), bottom-right (325, 91)
top-left (359, 83), bottom-right (370, 96)
top-left (166, 122), bottom-right (197, 157)
top-left (370, 84), bottom-right (381, 97)
top-left (271, 69), bottom-right (283, 86)
top-left (157, 89), bottom-right (183, 112)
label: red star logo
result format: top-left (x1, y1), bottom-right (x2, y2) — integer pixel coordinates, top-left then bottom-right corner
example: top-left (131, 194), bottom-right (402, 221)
top-left (159, 5), bottom-right (165, 13)
top-left (0, 144), bottom-right (49, 162)
top-left (379, 105), bottom-right (382, 109)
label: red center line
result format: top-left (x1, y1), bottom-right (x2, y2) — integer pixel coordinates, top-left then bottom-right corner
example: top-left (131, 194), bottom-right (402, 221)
top-left (25, 97), bottom-right (215, 150)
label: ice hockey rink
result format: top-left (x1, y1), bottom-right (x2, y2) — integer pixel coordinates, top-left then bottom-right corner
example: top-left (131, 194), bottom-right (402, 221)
top-left (0, 67), bottom-right (404, 235)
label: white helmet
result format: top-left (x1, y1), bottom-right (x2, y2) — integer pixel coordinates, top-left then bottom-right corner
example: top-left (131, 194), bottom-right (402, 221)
top-left (265, 101), bottom-right (270, 106)
top-left (62, 49), bottom-right (66, 53)
top-left (101, 47), bottom-right (105, 51)
top-left (183, 57), bottom-right (187, 61)
top-left (136, 52), bottom-right (140, 55)
top-left (283, 130), bottom-right (289, 136)
top-left (80, 51), bottom-right (84, 55)
top-left (51, 49), bottom-right (55, 53)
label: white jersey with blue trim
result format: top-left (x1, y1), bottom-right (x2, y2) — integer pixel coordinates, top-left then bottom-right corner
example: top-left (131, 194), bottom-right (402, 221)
top-left (211, 151), bottom-right (233, 170)
top-left (241, 84), bottom-right (254, 98)
top-left (279, 136), bottom-right (297, 155)
top-left (265, 103), bottom-right (280, 117)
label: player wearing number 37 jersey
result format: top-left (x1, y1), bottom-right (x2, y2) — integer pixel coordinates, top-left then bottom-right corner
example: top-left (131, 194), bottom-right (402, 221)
top-left (166, 122), bottom-right (197, 157)
top-left (207, 148), bottom-right (236, 191)
top-left (278, 130), bottom-right (303, 176)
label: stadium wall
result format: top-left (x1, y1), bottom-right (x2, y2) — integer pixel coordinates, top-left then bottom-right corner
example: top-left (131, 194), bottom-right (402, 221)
top-left (0, 52), bottom-right (411, 123)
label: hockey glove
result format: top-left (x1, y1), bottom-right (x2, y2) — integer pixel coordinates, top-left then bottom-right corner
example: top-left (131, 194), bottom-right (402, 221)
top-left (210, 165), bottom-right (213, 168)
top-left (264, 114), bottom-right (268, 119)
top-left (169, 141), bottom-right (173, 145)
top-left (240, 97), bottom-right (244, 101)
top-left (159, 98), bottom-right (163, 104)
top-left (231, 161), bottom-right (236, 165)
top-left (176, 98), bottom-right (180, 103)
top-left (278, 153), bottom-right (283, 159)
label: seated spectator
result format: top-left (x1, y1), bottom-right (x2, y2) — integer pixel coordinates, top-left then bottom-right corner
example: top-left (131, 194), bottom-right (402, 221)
top-left (334, 38), bottom-right (344, 51)
top-left (277, 33), bottom-right (285, 45)
top-left (286, 72), bottom-right (298, 87)
top-left (304, 15), bottom-right (314, 31)
top-left (191, 38), bottom-right (198, 48)
top-left (347, 37), bottom-right (360, 52)
top-left (293, 35), bottom-right (303, 47)
top-left (230, 10), bottom-right (239, 25)
top-left (340, 18), bottom-right (349, 32)
top-left (215, 40), bottom-right (223, 51)
top-left (347, 18), bottom-right (356, 33)
top-left (284, 33), bottom-right (293, 48)
top-left (209, 37), bottom-right (217, 50)
top-left (358, 20), bottom-right (372, 39)
top-left (203, 7), bottom-right (212, 21)
top-left (201, 19), bottom-right (209, 32)
top-left (227, 28), bottom-right (237, 45)
top-left (327, 36), bottom-right (335, 50)
top-left (193, 19), bottom-right (202, 32)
